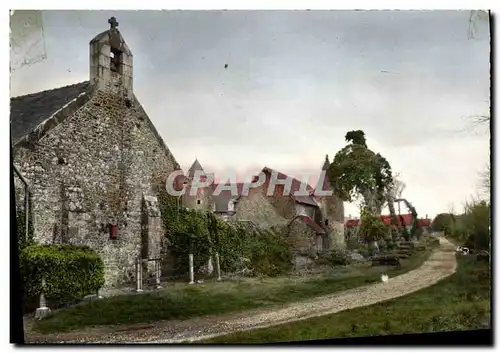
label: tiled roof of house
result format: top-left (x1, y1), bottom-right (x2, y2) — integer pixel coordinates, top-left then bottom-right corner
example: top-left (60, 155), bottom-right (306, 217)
top-left (417, 218), bottom-right (431, 228)
top-left (298, 215), bottom-right (326, 234)
top-left (10, 81), bottom-right (92, 141)
top-left (262, 167), bottom-right (318, 207)
top-left (345, 214), bottom-right (431, 228)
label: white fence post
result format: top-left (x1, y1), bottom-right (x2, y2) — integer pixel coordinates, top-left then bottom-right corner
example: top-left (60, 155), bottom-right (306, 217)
top-left (189, 253), bottom-right (195, 284)
top-left (136, 257), bottom-right (143, 292)
top-left (215, 252), bottom-right (222, 281)
top-left (155, 259), bottom-right (162, 289)
top-left (35, 278), bottom-right (51, 320)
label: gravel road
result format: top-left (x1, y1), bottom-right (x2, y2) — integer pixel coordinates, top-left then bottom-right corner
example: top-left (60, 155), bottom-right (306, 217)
top-left (27, 237), bottom-right (457, 344)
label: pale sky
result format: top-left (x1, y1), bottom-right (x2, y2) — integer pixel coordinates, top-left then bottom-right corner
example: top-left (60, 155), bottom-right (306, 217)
top-left (10, 10), bottom-right (490, 219)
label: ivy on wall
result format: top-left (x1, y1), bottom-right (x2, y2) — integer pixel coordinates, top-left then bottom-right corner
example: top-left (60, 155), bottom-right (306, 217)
top-left (17, 209), bottom-right (34, 251)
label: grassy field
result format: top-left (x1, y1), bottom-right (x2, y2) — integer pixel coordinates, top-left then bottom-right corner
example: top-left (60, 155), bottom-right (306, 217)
top-left (31, 241), bottom-right (436, 334)
top-left (202, 252), bottom-right (491, 344)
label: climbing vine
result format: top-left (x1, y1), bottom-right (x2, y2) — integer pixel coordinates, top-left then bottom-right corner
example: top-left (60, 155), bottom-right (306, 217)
top-left (17, 209), bottom-right (34, 251)
top-left (158, 190), bottom-right (292, 277)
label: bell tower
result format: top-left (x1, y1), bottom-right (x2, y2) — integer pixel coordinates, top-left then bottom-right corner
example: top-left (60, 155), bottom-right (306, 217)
top-left (89, 17), bottom-right (133, 97)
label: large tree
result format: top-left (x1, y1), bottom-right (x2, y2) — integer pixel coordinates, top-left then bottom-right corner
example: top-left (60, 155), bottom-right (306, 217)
top-left (328, 130), bottom-right (393, 215)
top-left (328, 130), bottom-right (395, 249)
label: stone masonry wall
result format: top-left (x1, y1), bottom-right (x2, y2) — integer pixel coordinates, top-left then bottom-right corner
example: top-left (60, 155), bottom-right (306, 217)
top-left (318, 195), bottom-right (345, 248)
top-left (235, 184), bottom-right (320, 260)
top-left (13, 74), bottom-right (179, 287)
top-left (234, 186), bottom-right (289, 229)
top-left (181, 185), bottom-right (214, 212)
top-left (287, 217), bottom-right (316, 256)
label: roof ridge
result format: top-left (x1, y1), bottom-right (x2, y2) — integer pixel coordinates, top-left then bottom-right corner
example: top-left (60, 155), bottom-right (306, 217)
top-left (264, 167), bottom-right (314, 190)
top-left (10, 81), bottom-right (91, 100)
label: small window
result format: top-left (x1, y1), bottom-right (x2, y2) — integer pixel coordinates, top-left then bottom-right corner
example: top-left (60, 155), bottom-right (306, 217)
top-left (110, 47), bottom-right (123, 73)
top-left (197, 200), bottom-right (202, 205)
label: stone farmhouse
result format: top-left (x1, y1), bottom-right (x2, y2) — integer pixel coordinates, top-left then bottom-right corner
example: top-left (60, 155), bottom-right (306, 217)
top-left (11, 18), bottom-right (180, 287)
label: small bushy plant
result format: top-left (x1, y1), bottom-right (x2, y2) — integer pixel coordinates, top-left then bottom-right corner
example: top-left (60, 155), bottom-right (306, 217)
top-left (326, 248), bottom-right (351, 266)
top-left (158, 191), bottom-right (292, 278)
top-left (21, 244), bottom-right (105, 309)
top-left (358, 207), bottom-right (388, 245)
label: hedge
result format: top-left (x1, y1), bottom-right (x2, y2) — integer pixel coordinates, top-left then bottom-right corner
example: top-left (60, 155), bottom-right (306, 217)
top-left (20, 244), bottom-right (105, 308)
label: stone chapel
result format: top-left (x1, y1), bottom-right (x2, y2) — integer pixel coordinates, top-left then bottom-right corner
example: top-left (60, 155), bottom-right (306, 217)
top-left (11, 18), bottom-right (180, 287)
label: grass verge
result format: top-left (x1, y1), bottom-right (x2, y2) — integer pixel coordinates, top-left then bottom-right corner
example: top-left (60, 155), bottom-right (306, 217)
top-left (202, 253), bottom-right (491, 344)
top-left (31, 241), bottom-right (437, 334)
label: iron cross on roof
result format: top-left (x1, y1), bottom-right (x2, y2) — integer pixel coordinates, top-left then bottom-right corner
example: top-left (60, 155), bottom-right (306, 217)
top-left (108, 17), bottom-right (119, 29)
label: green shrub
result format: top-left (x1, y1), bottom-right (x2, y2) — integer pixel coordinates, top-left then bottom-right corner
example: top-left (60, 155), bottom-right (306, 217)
top-left (326, 248), bottom-right (351, 266)
top-left (354, 244), bottom-right (372, 258)
top-left (158, 191), bottom-right (292, 278)
top-left (385, 239), bottom-right (397, 251)
top-left (443, 200), bottom-right (490, 252)
top-left (21, 244), bottom-right (105, 308)
top-left (249, 228), bottom-right (292, 276)
top-left (431, 213), bottom-right (454, 232)
top-left (359, 208), bottom-right (387, 243)
top-left (422, 235), bottom-right (439, 248)
top-left (462, 200), bottom-right (490, 251)
top-left (413, 227), bottom-right (423, 240)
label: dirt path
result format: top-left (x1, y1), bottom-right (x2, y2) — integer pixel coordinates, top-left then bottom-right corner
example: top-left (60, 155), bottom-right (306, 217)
top-left (26, 237), bottom-right (457, 344)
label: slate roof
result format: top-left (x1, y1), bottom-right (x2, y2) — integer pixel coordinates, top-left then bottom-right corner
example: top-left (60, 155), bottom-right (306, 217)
top-left (187, 159), bottom-right (204, 178)
top-left (10, 81), bottom-right (92, 141)
top-left (321, 154), bottom-right (330, 171)
top-left (314, 154), bottom-right (333, 196)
